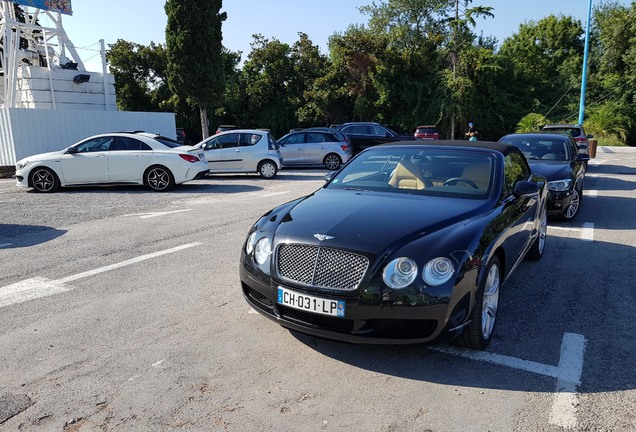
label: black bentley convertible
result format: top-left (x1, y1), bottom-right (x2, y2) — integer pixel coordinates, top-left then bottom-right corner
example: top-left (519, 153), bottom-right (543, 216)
top-left (240, 140), bottom-right (548, 350)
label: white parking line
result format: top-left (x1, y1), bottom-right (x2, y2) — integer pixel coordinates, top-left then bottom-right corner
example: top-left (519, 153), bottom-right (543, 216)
top-left (0, 243), bottom-right (201, 308)
top-left (548, 223), bottom-right (594, 242)
top-left (263, 191), bottom-right (291, 197)
top-left (123, 209), bottom-right (193, 219)
top-left (433, 332), bottom-right (586, 430)
top-left (580, 223), bottom-right (594, 242)
top-left (549, 333), bottom-right (587, 428)
top-left (584, 190), bottom-right (597, 198)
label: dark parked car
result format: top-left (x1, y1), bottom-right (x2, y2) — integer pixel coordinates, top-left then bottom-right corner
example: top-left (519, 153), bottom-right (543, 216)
top-left (499, 132), bottom-right (589, 221)
top-left (336, 122), bottom-right (413, 154)
top-left (541, 124), bottom-right (592, 156)
top-left (175, 128), bottom-right (191, 145)
top-left (240, 140), bottom-right (548, 349)
top-left (414, 125), bottom-right (440, 140)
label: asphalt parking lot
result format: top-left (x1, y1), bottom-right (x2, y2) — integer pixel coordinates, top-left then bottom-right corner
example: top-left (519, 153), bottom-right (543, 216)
top-left (0, 147), bottom-right (635, 431)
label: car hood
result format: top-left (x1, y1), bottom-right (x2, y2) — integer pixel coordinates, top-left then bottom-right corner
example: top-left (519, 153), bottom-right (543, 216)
top-left (527, 161), bottom-right (572, 180)
top-left (20, 149), bottom-right (67, 162)
top-left (271, 189), bottom-right (489, 256)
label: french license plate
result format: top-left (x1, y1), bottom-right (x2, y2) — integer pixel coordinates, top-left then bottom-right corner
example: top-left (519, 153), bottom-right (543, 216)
top-left (277, 287), bottom-right (345, 318)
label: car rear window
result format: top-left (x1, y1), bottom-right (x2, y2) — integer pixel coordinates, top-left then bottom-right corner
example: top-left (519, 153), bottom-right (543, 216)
top-left (153, 136), bottom-right (183, 148)
top-left (544, 127), bottom-right (582, 137)
top-left (417, 127), bottom-right (438, 134)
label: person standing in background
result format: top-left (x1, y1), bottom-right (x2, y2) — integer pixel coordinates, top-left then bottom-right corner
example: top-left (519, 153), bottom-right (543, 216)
top-left (466, 122), bottom-right (478, 141)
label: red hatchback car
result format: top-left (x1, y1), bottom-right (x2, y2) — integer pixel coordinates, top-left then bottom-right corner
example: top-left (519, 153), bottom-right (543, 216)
top-left (414, 125), bottom-right (440, 140)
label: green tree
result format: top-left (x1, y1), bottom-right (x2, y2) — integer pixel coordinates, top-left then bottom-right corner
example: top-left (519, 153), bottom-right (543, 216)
top-left (165, 0), bottom-right (226, 139)
top-left (499, 15), bottom-right (584, 122)
top-left (240, 35), bottom-right (295, 136)
top-left (515, 113), bottom-right (551, 133)
top-left (289, 33), bottom-right (330, 127)
top-left (587, 2), bottom-right (636, 144)
top-left (106, 40), bottom-right (170, 112)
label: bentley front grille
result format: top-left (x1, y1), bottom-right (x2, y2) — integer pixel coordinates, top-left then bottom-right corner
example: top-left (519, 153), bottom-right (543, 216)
top-left (276, 244), bottom-right (369, 291)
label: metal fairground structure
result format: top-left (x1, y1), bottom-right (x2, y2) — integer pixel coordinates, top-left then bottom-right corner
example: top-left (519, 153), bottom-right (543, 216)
top-left (0, 0), bottom-right (114, 109)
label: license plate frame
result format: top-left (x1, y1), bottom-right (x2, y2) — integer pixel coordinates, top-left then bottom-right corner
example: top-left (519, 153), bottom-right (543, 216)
top-left (277, 286), bottom-right (345, 318)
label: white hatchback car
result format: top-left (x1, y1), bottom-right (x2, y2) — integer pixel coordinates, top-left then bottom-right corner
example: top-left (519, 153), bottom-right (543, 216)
top-left (15, 132), bottom-right (210, 192)
top-left (195, 129), bottom-right (282, 179)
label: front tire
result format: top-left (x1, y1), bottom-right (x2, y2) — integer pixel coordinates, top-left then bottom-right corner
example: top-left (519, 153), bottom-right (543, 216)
top-left (456, 256), bottom-right (501, 350)
top-left (30, 167), bottom-right (60, 193)
top-left (145, 166), bottom-right (174, 191)
top-left (324, 153), bottom-right (342, 170)
top-left (527, 202), bottom-right (547, 260)
top-left (561, 187), bottom-right (581, 221)
top-left (258, 160), bottom-right (278, 179)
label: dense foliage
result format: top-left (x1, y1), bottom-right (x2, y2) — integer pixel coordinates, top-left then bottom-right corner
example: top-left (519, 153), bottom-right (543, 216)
top-left (164, 0), bottom-right (226, 138)
top-left (106, 0), bottom-right (636, 145)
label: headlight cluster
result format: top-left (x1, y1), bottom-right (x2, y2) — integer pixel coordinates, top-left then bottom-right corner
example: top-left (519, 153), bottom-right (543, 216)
top-left (245, 231), bottom-right (272, 265)
top-left (547, 178), bottom-right (572, 192)
top-left (16, 160), bottom-right (29, 170)
top-left (382, 256), bottom-right (455, 289)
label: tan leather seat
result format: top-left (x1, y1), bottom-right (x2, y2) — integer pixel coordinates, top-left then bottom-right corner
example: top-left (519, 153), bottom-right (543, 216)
top-left (389, 161), bottom-right (428, 190)
top-left (460, 160), bottom-right (491, 191)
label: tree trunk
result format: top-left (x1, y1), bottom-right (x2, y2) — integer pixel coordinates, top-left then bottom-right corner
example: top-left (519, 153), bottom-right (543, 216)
top-left (200, 106), bottom-right (210, 139)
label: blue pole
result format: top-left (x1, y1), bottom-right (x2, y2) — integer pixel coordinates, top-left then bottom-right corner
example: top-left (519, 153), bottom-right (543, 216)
top-left (578, 0), bottom-right (593, 125)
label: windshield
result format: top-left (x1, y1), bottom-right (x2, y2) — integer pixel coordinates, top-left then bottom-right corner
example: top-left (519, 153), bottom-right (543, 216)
top-left (327, 147), bottom-right (495, 199)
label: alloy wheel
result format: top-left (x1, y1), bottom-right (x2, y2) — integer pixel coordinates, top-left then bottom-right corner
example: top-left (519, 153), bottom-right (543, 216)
top-left (31, 168), bottom-right (58, 192)
top-left (324, 154), bottom-right (341, 170)
top-left (481, 262), bottom-right (500, 340)
top-left (147, 167), bottom-right (172, 191)
top-left (563, 189), bottom-right (580, 220)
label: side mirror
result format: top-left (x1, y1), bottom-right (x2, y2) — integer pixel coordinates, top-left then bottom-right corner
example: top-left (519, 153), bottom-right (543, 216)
top-left (513, 180), bottom-right (540, 197)
top-left (576, 153), bottom-right (590, 162)
top-left (66, 147), bottom-right (79, 154)
top-left (587, 134), bottom-right (594, 138)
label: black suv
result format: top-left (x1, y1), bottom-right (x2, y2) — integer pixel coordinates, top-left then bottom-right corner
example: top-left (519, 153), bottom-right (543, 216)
top-left (336, 122), bottom-right (413, 154)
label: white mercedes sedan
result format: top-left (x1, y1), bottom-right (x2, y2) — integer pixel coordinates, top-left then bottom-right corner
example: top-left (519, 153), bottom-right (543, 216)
top-left (15, 131), bottom-right (209, 192)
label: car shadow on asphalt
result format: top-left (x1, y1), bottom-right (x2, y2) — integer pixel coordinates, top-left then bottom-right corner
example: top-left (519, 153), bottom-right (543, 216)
top-left (48, 183), bottom-right (264, 195)
top-left (0, 224), bottom-right (66, 248)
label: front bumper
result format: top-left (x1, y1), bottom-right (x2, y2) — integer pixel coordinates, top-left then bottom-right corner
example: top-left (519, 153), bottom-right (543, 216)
top-left (547, 189), bottom-right (575, 216)
top-left (239, 263), bottom-right (473, 345)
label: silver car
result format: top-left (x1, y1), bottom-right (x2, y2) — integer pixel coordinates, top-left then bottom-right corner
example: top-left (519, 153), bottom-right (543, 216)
top-left (195, 129), bottom-right (282, 179)
top-left (277, 129), bottom-right (353, 170)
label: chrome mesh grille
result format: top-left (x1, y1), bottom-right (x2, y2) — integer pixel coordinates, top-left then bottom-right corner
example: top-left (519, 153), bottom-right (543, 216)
top-left (276, 244), bottom-right (369, 291)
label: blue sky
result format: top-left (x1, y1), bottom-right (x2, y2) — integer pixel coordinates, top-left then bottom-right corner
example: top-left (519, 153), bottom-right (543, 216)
top-left (46, 0), bottom-right (631, 72)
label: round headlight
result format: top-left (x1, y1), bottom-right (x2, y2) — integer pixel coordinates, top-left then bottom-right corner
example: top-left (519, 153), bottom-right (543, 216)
top-left (383, 257), bottom-right (418, 289)
top-left (422, 257), bottom-right (454, 286)
top-left (254, 237), bottom-right (272, 265)
top-left (245, 231), bottom-right (257, 255)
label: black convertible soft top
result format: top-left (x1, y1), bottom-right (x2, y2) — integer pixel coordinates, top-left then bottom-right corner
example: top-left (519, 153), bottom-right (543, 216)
top-left (375, 139), bottom-right (521, 156)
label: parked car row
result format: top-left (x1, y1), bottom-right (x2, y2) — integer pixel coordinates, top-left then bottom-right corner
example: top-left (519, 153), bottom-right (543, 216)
top-left (16, 123), bottom-right (592, 224)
